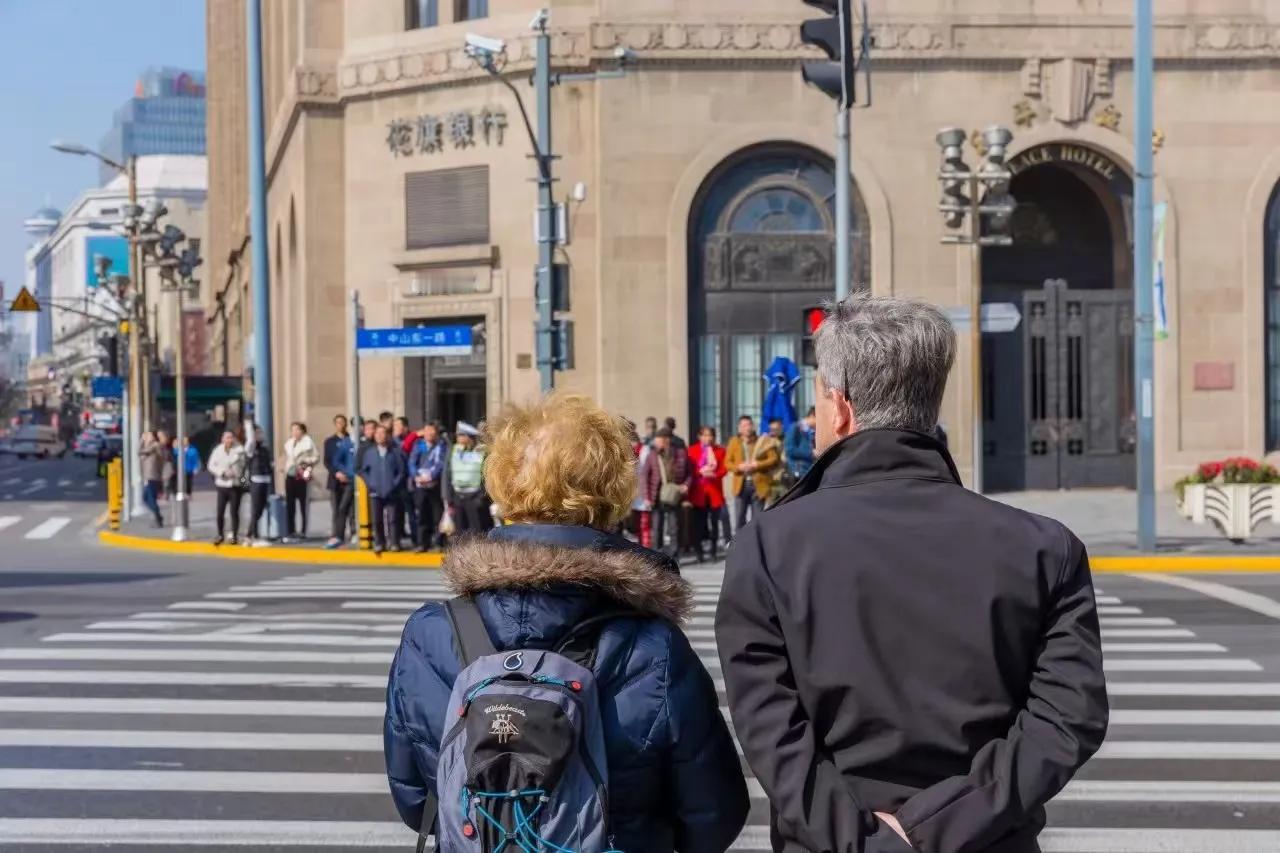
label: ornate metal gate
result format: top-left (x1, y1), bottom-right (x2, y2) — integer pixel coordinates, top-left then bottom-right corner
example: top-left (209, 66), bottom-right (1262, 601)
top-left (1023, 279), bottom-right (1136, 490)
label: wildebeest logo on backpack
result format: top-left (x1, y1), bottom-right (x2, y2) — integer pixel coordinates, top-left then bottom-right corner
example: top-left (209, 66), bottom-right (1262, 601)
top-left (489, 712), bottom-right (520, 745)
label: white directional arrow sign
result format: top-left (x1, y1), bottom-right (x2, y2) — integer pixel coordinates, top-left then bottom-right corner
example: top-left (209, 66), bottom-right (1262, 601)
top-left (945, 302), bottom-right (1022, 334)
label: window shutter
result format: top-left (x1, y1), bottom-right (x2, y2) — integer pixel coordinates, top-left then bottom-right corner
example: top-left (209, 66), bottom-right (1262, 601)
top-left (405, 166), bottom-right (490, 249)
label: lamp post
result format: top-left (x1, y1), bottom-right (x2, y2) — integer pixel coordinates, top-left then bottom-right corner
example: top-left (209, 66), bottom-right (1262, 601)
top-left (465, 11), bottom-right (630, 392)
top-left (51, 141), bottom-right (144, 518)
top-left (935, 126), bottom-right (1016, 495)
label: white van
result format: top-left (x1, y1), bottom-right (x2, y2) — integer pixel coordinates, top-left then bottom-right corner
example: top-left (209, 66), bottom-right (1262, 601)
top-left (8, 425), bottom-right (67, 459)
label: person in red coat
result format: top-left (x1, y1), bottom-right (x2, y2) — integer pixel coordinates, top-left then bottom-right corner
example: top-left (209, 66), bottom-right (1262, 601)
top-left (689, 426), bottom-right (727, 562)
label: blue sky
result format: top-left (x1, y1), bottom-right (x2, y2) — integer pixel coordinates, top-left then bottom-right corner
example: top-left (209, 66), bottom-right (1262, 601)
top-left (0, 0), bottom-right (205, 300)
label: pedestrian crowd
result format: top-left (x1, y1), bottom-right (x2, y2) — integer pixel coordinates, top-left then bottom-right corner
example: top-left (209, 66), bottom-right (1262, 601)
top-left (379, 294), bottom-right (1109, 853)
top-left (136, 411), bottom-right (495, 552)
top-left (626, 407), bottom-right (817, 562)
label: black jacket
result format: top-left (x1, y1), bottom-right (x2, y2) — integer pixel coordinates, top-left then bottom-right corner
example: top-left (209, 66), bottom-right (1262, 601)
top-left (716, 429), bottom-right (1108, 853)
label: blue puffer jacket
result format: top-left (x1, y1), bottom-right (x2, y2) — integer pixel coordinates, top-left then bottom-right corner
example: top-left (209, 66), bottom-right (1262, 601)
top-left (384, 524), bottom-right (749, 852)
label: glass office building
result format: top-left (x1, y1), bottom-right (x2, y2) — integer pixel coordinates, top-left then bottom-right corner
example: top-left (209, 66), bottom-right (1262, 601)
top-left (98, 67), bottom-right (206, 184)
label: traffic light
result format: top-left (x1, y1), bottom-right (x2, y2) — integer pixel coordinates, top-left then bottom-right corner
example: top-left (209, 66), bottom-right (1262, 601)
top-left (801, 305), bottom-right (826, 367)
top-left (551, 319), bottom-right (574, 372)
top-left (800, 0), bottom-right (855, 108)
top-left (97, 333), bottom-right (120, 376)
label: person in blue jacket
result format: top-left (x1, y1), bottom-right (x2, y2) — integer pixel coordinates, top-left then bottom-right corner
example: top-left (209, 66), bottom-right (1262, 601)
top-left (406, 422), bottom-right (447, 553)
top-left (784, 406), bottom-right (818, 480)
top-left (171, 434), bottom-right (201, 496)
top-left (359, 423), bottom-right (406, 553)
top-left (384, 393), bottom-right (748, 853)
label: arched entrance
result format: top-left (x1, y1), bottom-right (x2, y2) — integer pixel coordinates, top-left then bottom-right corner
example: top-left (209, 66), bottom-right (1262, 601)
top-left (688, 144), bottom-right (869, 440)
top-left (983, 143), bottom-right (1136, 491)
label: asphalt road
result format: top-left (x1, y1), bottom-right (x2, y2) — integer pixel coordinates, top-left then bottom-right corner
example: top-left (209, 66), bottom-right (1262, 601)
top-left (0, 464), bottom-right (1277, 851)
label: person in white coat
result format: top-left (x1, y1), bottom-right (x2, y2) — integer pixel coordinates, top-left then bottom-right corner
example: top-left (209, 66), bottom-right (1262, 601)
top-left (282, 422), bottom-right (319, 542)
top-left (206, 431), bottom-right (248, 545)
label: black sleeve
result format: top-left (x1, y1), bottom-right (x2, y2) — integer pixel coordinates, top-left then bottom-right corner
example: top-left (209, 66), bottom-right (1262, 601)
top-left (894, 533), bottom-right (1110, 853)
top-left (716, 523), bottom-right (874, 852)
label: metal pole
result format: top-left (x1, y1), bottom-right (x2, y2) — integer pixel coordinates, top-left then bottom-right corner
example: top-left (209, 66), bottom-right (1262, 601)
top-left (172, 285), bottom-right (189, 542)
top-left (534, 17), bottom-right (555, 394)
top-left (349, 291), bottom-right (362, 430)
top-left (124, 156), bottom-right (142, 517)
top-left (120, 383), bottom-right (132, 523)
top-left (834, 106), bottom-right (852, 301)
top-left (969, 174), bottom-right (984, 495)
top-left (1134, 0), bottom-right (1157, 551)
top-left (247, 0), bottom-right (276, 456)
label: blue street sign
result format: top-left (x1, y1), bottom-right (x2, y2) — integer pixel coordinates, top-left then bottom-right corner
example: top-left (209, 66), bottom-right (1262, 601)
top-left (356, 325), bottom-right (473, 358)
top-left (91, 376), bottom-right (125, 400)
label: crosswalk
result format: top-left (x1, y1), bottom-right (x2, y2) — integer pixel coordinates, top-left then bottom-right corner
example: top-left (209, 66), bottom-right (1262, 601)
top-left (0, 515), bottom-right (72, 540)
top-left (0, 568), bottom-right (1276, 850)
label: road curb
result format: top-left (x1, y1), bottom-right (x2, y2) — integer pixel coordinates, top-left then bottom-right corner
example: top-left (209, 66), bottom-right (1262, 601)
top-left (1091, 555), bottom-right (1280, 573)
top-left (97, 530), bottom-right (443, 569)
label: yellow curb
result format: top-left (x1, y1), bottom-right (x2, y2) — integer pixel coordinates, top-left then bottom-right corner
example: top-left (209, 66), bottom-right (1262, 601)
top-left (1092, 555), bottom-right (1280, 573)
top-left (98, 529), bottom-right (443, 569)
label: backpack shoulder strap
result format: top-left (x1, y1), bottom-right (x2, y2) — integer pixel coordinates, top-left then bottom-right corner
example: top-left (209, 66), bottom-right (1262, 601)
top-left (554, 609), bottom-right (642, 670)
top-left (445, 597), bottom-right (497, 666)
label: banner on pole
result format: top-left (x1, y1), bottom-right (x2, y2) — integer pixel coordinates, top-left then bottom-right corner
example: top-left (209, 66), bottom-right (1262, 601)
top-left (1153, 202), bottom-right (1169, 340)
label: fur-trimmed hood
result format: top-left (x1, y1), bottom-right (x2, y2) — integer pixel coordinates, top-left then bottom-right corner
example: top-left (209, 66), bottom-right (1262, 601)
top-left (442, 528), bottom-right (693, 624)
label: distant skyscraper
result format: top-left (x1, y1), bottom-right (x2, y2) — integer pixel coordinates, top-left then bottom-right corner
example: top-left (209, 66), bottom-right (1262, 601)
top-left (98, 67), bottom-right (206, 184)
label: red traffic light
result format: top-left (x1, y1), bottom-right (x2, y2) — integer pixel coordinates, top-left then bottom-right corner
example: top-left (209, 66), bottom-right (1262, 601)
top-left (805, 306), bottom-right (826, 335)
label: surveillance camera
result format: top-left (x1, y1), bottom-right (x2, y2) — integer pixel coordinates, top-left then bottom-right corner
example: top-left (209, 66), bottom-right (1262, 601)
top-left (613, 46), bottom-right (636, 63)
top-left (571, 182), bottom-right (588, 203)
top-left (464, 33), bottom-right (506, 56)
top-left (529, 9), bottom-right (549, 32)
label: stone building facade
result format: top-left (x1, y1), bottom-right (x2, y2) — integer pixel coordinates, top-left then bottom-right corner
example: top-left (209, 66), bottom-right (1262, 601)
top-left (204, 0), bottom-right (1280, 490)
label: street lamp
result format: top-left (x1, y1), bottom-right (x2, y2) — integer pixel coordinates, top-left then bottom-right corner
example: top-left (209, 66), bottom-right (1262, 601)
top-left (464, 12), bottom-right (629, 391)
top-left (155, 227), bottom-right (201, 543)
top-left (51, 139), bottom-right (144, 519)
top-left (935, 125), bottom-right (1016, 495)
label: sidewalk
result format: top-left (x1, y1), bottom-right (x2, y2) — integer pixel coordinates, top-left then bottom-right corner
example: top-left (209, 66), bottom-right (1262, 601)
top-left (990, 489), bottom-right (1280, 555)
top-left (99, 483), bottom-right (1280, 570)
top-left (102, 479), bottom-right (442, 568)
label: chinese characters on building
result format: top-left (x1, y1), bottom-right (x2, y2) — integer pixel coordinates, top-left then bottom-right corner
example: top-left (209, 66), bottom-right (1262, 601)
top-left (386, 108), bottom-right (508, 158)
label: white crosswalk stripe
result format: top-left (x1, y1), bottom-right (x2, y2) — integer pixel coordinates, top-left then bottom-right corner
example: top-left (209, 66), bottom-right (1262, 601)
top-left (22, 516), bottom-right (70, 539)
top-left (0, 567), bottom-right (1273, 851)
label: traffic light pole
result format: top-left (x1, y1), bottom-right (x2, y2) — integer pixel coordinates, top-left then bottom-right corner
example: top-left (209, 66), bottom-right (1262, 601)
top-left (534, 19), bottom-right (555, 394)
top-left (1134, 0), bottom-right (1156, 551)
top-left (834, 106), bottom-right (852, 301)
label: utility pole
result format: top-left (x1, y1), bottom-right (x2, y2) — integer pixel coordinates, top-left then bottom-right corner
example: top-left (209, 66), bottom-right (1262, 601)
top-left (124, 155), bottom-right (141, 519)
top-left (172, 283), bottom-right (189, 541)
top-left (247, 0), bottom-right (275, 454)
top-left (533, 17), bottom-right (555, 394)
top-left (349, 291), bottom-right (362, 430)
top-left (1134, 0), bottom-right (1157, 551)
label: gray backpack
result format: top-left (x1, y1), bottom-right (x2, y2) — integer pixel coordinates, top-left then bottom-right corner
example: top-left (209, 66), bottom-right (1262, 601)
top-left (418, 597), bottom-right (623, 853)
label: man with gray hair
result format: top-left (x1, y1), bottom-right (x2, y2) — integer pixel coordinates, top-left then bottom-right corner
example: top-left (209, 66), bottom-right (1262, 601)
top-left (717, 294), bottom-right (1108, 853)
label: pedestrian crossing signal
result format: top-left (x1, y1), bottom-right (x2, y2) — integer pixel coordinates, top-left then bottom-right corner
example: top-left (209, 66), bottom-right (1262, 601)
top-left (9, 286), bottom-right (40, 312)
top-left (802, 305), bottom-right (825, 367)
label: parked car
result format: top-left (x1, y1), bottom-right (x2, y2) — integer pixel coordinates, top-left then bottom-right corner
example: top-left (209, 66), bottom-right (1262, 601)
top-left (97, 435), bottom-right (124, 477)
top-left (7, 425), bottom-right (68, 459)
top-left (74, 429), bottom-right (106, 458)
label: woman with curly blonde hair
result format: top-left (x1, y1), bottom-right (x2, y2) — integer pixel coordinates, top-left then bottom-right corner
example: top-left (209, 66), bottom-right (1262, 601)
top-left (384, 393), bottom-right (748, 852)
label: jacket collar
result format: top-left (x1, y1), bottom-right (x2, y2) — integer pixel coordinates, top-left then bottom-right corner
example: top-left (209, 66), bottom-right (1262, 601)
top-left (772, 428), bottom-right (962, 509)
top-left (441, 524), bottom-right (689, 622)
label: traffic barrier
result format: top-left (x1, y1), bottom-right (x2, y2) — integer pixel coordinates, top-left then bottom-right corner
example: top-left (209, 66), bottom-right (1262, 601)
top-left (356, 476), bottom-right (373, 550)
top-left (106, 458), bottom-right (123, 531)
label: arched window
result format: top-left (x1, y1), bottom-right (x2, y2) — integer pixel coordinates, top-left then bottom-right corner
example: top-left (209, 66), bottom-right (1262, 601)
top-left (688, 145), bottom-right (869, 439)
top-left (1266, 187), bottom-right (1280, 449)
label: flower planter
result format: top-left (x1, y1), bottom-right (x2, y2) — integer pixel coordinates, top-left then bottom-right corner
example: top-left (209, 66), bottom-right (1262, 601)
top-left (1178, 483), bottom-right (1280, 542)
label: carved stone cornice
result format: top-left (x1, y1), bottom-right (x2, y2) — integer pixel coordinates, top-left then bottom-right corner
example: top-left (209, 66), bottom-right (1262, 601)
top-left (314, 17), bottom-right (1280, 105)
